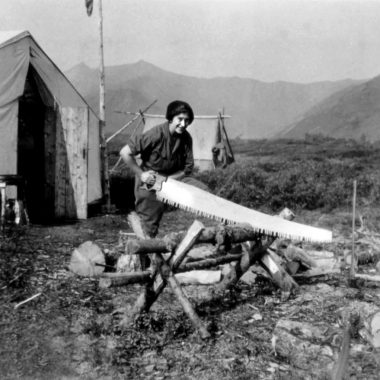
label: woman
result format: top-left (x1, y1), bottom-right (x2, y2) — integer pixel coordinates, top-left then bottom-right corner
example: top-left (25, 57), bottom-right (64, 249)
top-left (120, 100), bottom-right (208, 238)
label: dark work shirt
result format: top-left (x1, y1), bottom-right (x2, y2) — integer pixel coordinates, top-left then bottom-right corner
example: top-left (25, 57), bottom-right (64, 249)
top-left (128, 121), bottom-right (194, 175)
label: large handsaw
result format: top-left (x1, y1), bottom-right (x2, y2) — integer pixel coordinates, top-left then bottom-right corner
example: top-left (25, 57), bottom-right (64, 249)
top-left (147, 175), bottom-right (332, 243)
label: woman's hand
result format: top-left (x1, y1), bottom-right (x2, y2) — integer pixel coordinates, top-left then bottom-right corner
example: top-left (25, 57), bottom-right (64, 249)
top-left (140, 170), bottom-right (156, 185)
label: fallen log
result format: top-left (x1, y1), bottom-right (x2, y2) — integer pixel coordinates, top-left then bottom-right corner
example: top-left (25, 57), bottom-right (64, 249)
top-left (99, 271), bottom-right (151, 288)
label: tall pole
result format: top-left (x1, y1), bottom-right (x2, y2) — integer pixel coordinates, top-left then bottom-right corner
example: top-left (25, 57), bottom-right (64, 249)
top-left (98, 0), bottom-right (111, 211)
top-left (350, 180), bottom-right (357, 279)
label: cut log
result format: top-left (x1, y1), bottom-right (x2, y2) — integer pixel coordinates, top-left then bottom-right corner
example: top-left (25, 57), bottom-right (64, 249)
top-left (214, 239), bottom-right (266, 291)
top-left (186, 245), bottom-right (217, 261)
top-left (294, 250), bottom-right (340, 278)
top-left (215, 208), bottom-right (297, 294)
top-left (175, 270), bottom-right (221, 285)
top-left (99, 271), bottom-right (151, 288)
top-left (278, 207), bottom-right (295, 220)
top-left (260, 250), bottom-right (299, 296)
top-left (116, 249), bottom-right (141, 272)
top-left (293, 267), bottom-right (340, 278)
top-left (354, 273), bottom-right (380, 283)
top-left (282, 245), bottom-right (318, 268)
top-left (69, 241), bottom-right (105, 277)
top-left (344, 251), bottom-right (380, 266)
top-left (179, 253), bottom-right (243, 271)
top-left (285, 261), bottom-right (300, 275)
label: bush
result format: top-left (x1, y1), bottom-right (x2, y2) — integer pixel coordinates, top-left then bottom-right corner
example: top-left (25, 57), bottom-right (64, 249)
top-left (195, 149), bottom-right (380, 212)
top-left (110, 138), bottom-right (380, 213)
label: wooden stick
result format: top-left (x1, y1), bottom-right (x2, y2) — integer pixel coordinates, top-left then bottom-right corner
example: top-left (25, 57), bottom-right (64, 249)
top-left (124, 215), bottom-right (210, 338)
top-left (135, 221), bottom-right (205, 311)
top-left (159, 258), bottom-right (211, 339)
top-left (350, 180), bottom-right (357, 279)
top-left (126, 213), bottom-right (151, 270)
top-left (14, 293), bottom-right (42, 309)
top-left (97, 0), bottom-right (111, 212)
top-left (330, 321), bottom-right (352, 380)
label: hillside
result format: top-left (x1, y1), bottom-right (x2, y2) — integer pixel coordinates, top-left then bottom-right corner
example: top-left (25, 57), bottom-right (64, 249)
top-left (65, 61), bottom-right (358, 139)
top-left (280, 75), bottom-right (380, 142)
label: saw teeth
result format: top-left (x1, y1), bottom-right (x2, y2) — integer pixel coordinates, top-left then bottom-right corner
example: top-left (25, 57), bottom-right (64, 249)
top-left (156, 188), bottom-right (331, 243)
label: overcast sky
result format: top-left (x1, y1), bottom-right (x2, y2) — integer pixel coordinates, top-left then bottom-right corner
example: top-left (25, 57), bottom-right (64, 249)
top-left (2, 0), bottom-right (380, 83)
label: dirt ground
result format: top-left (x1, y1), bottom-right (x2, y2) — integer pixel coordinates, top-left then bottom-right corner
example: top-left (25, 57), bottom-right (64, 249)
top-left (1, 208), bottom-right (380, 380)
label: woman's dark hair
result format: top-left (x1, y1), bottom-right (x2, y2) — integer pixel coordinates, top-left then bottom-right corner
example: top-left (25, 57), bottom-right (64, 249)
top-left (165, 100), bottom-right (194, 124)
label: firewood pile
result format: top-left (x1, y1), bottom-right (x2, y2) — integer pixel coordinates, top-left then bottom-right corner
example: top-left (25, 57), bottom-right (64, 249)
top-left (69, 209), bottom-right (298, 333)
top-left (68, 209), bottom-right (380, 378)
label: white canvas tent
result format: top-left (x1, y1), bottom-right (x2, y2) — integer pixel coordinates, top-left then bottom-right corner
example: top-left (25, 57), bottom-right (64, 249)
top-left (0, 31), bottom-right (102, 221)
top-left (142, 114), bottom-right (234, 171)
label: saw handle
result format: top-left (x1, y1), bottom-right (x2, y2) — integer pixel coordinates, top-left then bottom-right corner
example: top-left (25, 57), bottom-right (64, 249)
top-left (140, 172), bottom-right (167, 192)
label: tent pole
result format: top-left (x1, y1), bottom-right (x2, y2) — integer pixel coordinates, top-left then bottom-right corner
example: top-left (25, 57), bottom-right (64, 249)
top-left (98, 0), bottom-right (111, 211)
top-left (106, 99), bottom-right (157, 143)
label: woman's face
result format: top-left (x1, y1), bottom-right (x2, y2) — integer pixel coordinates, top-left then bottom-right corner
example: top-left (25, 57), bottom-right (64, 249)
top-left (168, 113), bottom-right (190, 135)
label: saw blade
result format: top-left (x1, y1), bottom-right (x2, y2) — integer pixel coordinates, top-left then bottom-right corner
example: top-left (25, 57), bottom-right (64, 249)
top-left (156, 177), bottom-right (332, 243)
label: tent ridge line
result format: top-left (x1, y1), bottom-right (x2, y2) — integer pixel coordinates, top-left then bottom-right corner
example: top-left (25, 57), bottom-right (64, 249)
top-left (125, 113), bottom-right (231, 119)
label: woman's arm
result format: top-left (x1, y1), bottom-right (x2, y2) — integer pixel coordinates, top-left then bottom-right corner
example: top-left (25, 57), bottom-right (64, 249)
top-left (120, 145), bottom-right (155, 184)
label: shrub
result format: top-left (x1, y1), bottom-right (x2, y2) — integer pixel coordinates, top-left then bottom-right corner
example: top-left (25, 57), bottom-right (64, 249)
top-left (195, 152), bottom-right (380, 212)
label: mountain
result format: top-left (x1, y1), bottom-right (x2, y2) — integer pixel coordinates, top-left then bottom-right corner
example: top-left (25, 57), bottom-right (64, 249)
top-left (65, 60), bottom-right (360, 139)
top-left (280, 75), bottom-right (380, 142)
